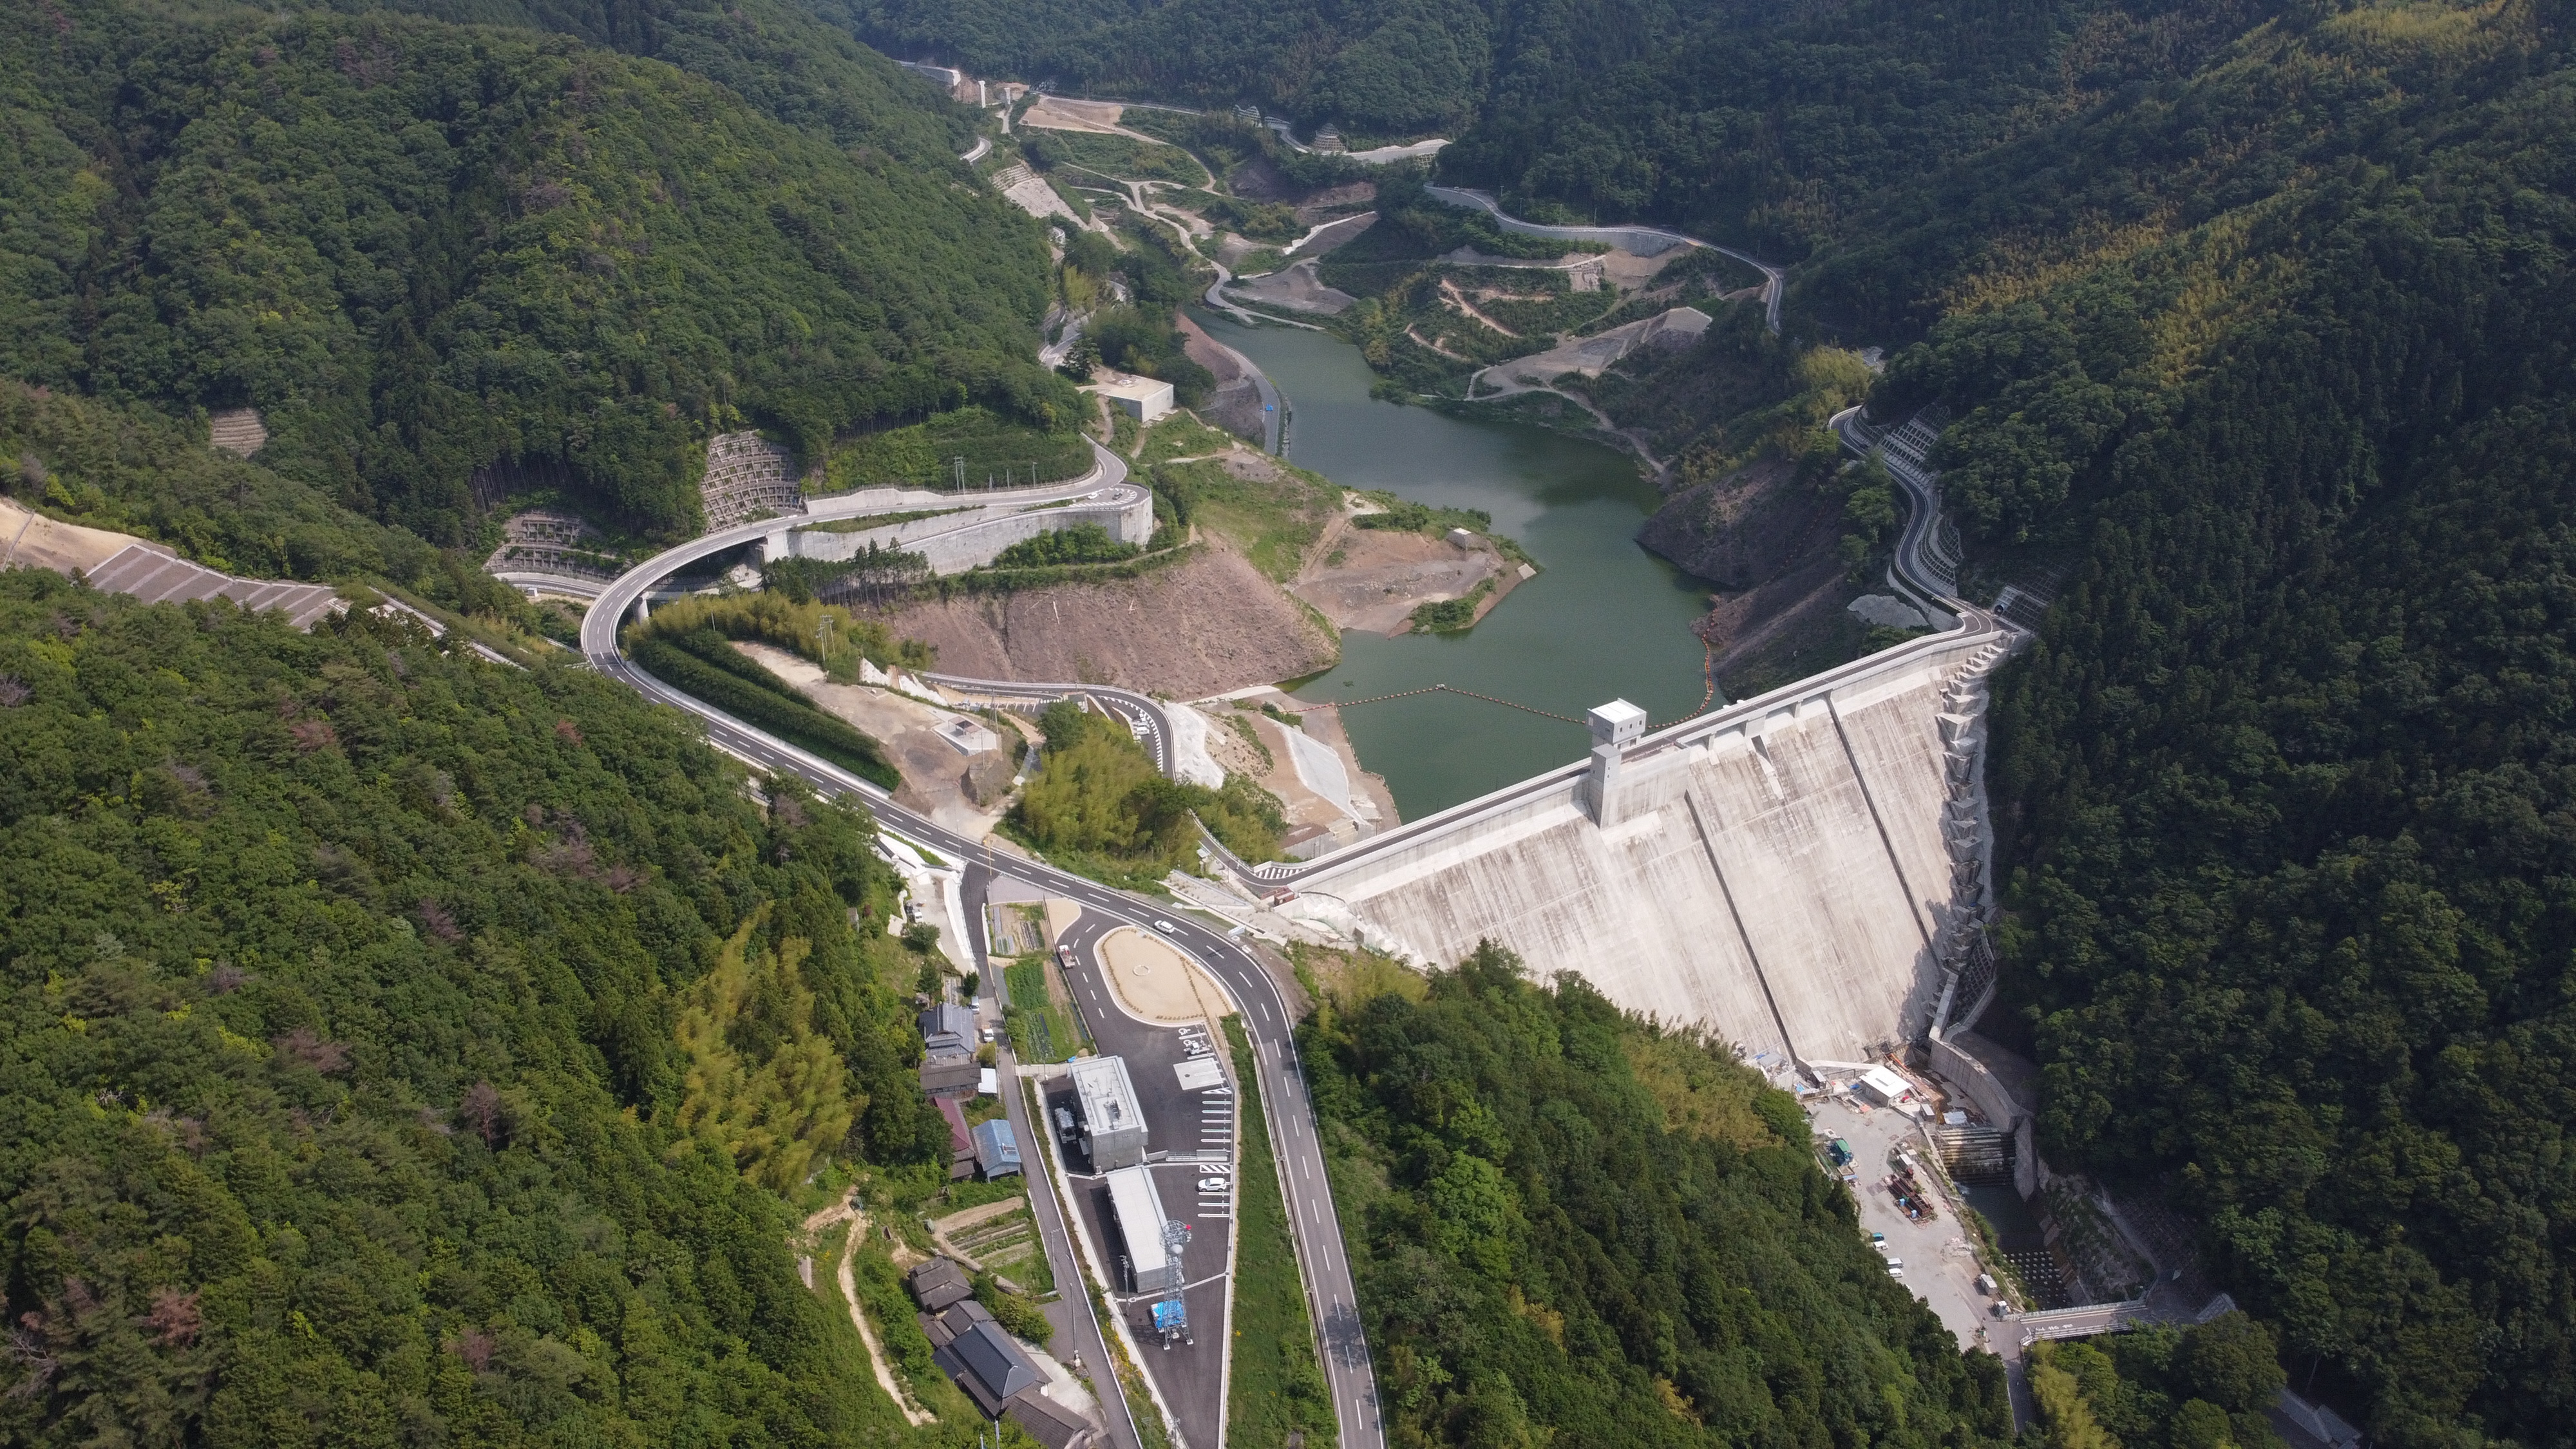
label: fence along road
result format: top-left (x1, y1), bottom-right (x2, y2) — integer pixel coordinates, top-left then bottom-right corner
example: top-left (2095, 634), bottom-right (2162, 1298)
top-left (581, 481), bottom-right (1387, 1449)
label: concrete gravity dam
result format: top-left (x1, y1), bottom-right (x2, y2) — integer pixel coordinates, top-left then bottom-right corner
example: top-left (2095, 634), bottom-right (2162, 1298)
top-left (1235, 408), bottom-right (2014, 1071)
top-left (1271, 632), bottom-right (2003, 1066)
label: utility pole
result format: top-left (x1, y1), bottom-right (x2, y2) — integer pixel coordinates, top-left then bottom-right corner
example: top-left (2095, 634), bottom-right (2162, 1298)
top-left (952, 455), bottom-right (965, 491)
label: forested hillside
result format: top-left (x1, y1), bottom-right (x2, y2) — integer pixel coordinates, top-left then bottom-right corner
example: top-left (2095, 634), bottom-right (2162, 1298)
top-left (0, 567), bottom-right (952, 1444)
top-left (843, 0), bottom-right (1495, 136)
top-left (1300, 947), bottom-right (2012, 1448)
top-left (1846, 5), bottom-right (2576, 1444)
top-left (842, 0), bottom-right (2244, 251)
top-left (1, 0), bottom-right (1067, 544)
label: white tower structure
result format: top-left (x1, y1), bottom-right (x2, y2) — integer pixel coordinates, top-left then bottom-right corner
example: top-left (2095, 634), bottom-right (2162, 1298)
top-left (1583, 699), bottom-right (1649, 826)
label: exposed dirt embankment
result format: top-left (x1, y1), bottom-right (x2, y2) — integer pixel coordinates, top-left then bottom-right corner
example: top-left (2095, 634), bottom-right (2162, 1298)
top-left (864, 545), bottom-right (1336, 698)
top-left (731, 642), bottom-right (1014, 835)
top-left (1292, 513), bottom-right (1524, 636)
top-left (1634, 457), bottom-right (1863, 687)
top-left (1175, 314), bottom-right (1266, 442)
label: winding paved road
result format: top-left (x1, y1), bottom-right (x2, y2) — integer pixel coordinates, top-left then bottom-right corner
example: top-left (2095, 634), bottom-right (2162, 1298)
top-left (580, 466), bottom-right (1387, 1449)
top-left (573, 441), bottom-right (1131, 642)
top-left (1424, 185), bottom-right (1785, 334)
top-left (926, 672), bottom-right (1175, 774)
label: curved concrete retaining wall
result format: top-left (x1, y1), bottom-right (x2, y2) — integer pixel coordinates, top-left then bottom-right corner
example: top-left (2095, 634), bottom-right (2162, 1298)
top-left (777, 490), bottom-right (1155, 574)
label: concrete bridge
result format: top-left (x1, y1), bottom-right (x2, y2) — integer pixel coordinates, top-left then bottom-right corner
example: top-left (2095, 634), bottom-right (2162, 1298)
top-left (535, 440), bottom-right (1145, 608)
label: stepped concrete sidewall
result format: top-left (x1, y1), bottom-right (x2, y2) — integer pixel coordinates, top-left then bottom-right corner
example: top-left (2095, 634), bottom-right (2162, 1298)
top-left (1297, 634), bottom-right (1989, 1066)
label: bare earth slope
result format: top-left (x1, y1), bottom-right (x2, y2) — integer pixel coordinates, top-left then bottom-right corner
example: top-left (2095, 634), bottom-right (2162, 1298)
top-left (866, 545), bottom-right (1336, 697)
top-left (1633, 457), bottom-right (1864, 692)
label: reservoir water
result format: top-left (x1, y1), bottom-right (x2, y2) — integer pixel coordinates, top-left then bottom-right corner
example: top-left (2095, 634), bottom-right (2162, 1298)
top-left (1197, 312), bottom-right (1716, 820)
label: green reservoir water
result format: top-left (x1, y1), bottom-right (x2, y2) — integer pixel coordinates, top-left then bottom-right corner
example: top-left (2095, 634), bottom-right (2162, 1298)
top-left (1197, 312), bottom-right (1717, 821)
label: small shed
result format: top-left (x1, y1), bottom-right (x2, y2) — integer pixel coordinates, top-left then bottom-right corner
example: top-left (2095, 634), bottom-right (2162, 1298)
top-left (974, 1119), bottom-right (1023, 1179)
top-left (936, 714), bottom-right (1001, 755)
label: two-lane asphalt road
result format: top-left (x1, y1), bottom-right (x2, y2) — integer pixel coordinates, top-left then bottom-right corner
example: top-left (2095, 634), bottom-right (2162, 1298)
top-left (573, 440), bottom-right (1131, 658)
top-left (591, 652), bottom-right (1386, 1449)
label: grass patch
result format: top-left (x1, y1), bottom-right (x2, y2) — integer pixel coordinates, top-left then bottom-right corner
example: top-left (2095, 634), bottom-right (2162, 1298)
top-left (799, 505), bottom-right (974, 534)
top-left (792, 1224), bottom-right (929, 1436)
top-left (1150, 457), bottom-right (1339, 581)
top-left (1005, 955), bottom-right (1088, 1063)
top-left (1231, 247), bottom-right (1289, 276)
top-left (1223, 1015), bottom-right (1339, 1449)
top-left (1027, 129), bottom-right (1208, 185)
top-left (821, 405), bottom-right (1094, 493)
top-left (1137, 412), bottom-right (1244, 466)
top-left (628, 630), bottom-right (901, 788)
top-left (1350, 491), bottom-right (1534, 565)
top-left (1406, 578), bottom-right (1493, 634)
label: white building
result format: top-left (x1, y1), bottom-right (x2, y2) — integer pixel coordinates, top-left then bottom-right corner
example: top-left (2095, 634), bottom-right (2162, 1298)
top-left (1859, 1064), bottom-right (1917, 1108)
top-left (1068, 1055), bottom-right (1148, 1169)
top-left (1092, 375), bottom-right (1175, 424)
top-left (1104, 1165), bottom-right (1182, 1294)
top-left (936, 714), bottom-right (1001, 755)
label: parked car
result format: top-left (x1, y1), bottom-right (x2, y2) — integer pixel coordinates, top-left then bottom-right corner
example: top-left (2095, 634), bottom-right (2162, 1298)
top-left (1054, 1107), bottom-right (1077, 1140)
top-left (1198, 1177), bottom-right (1229, 1193)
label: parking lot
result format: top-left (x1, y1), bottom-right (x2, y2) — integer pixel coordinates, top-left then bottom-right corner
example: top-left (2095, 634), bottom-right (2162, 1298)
top-left (1808, 1094), bottom-right (2005, 1353)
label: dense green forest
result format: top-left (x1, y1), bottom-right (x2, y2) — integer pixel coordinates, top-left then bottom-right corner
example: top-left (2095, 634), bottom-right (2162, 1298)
top-left (1011, 699), bottom-right (1283, 886)
top-left (1, 0), bottom-right (1067, 544)
top-left (842, 0), bottom-right (1493, 137)
top-left (0, 566), bottom-right (960, 1444)
top-left (1811, 3), bottom-right (2576, 1444)
top-left (1300, 946), bottom-right (2012, 1448)
top-left (2025, 1318), bottom-right (2288, 1449)
top-left (840, 0), bottom-right (2243, 252)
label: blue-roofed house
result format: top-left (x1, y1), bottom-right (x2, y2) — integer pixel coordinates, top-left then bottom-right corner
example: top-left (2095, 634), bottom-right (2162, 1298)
top-left (972, 1119), bottom-right (1022, 1179)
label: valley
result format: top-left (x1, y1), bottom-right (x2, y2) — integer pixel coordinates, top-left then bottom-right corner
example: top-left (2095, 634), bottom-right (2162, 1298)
top-left (6, 1), bottom-right (2573, 1447)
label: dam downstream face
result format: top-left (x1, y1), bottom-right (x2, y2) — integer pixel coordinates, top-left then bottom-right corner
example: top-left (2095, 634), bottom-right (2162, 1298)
top-left (1199, 312), bottom-right (1715, 820)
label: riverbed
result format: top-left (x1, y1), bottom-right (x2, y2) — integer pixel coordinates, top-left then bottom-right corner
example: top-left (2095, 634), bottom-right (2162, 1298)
top-left (1196, 312), bottom-right (1716, 821)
